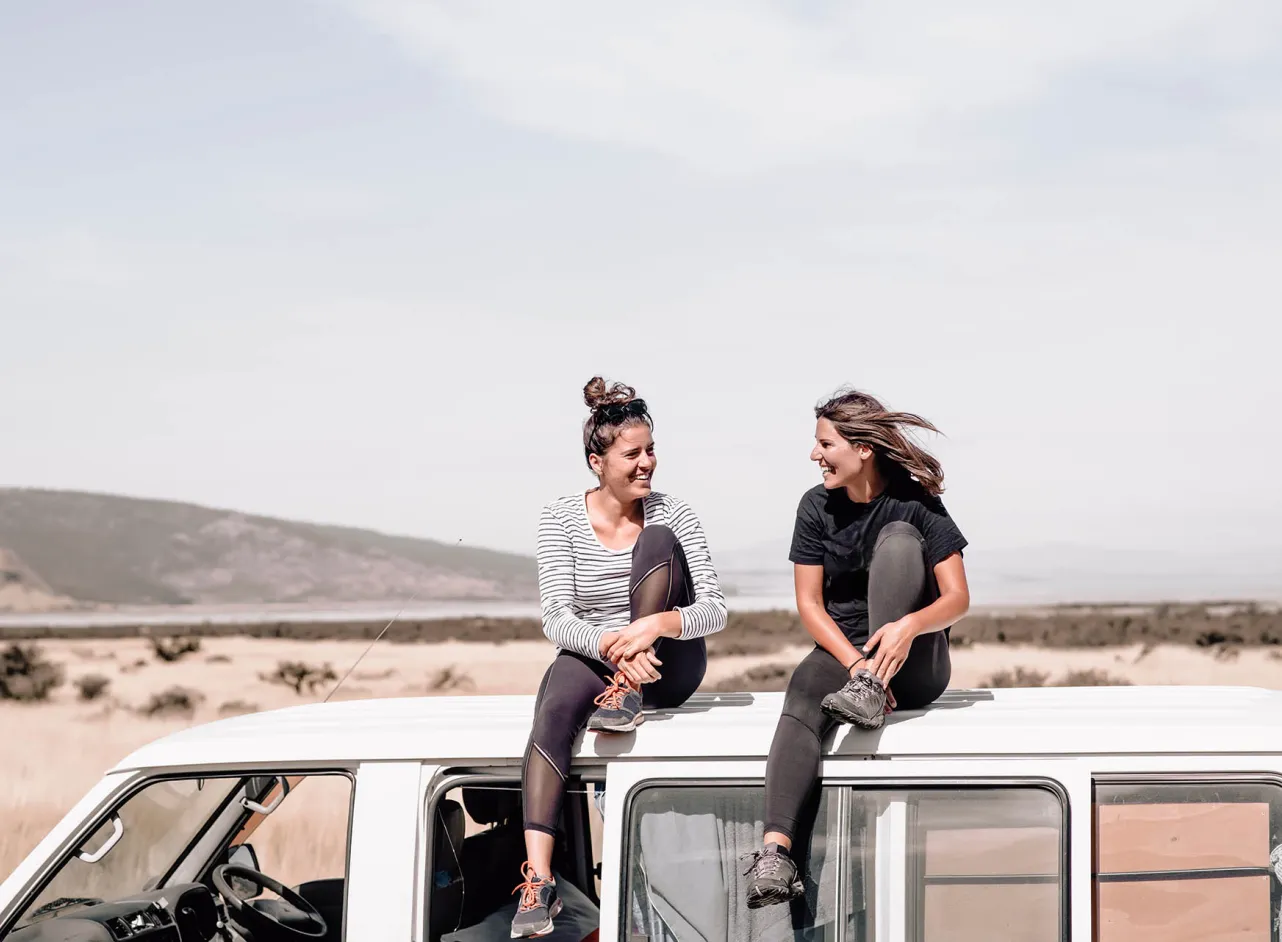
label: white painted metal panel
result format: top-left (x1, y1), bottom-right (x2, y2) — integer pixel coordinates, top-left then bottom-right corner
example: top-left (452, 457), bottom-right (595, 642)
top-left (346, 761), bottom-right (423, 942)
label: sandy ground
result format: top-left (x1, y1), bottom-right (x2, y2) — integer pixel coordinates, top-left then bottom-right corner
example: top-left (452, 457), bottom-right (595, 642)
top-left (4, 636), bottom-right (1282, 882)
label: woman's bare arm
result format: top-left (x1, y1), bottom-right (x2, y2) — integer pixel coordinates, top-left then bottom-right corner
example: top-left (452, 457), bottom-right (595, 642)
top-left (794, 564), bottom-right (865, 672)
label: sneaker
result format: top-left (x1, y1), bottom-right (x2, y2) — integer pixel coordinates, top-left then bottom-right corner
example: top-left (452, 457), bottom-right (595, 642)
top-left (744, 843), bottom-right (804, 909)
top-left (587, 672), bottom-right (644, 733)
top-left (510, 863), bottom-right (562, 938)
top-left (820, 669), bottom-right (889, 729)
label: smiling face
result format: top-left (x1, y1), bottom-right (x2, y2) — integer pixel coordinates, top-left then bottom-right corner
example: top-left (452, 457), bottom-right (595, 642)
top-left (811, 417), bottom-right (874, 490)
top-left (589, 423), bottom-right (656, 500)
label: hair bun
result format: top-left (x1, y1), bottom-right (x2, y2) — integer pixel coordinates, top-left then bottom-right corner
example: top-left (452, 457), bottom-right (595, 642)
top-left (583, 376), bottom-right (638, 411)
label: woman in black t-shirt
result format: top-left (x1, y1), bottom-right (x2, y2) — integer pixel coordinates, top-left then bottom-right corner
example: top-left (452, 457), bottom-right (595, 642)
top-left (745, 388), bottom-right (971, 909)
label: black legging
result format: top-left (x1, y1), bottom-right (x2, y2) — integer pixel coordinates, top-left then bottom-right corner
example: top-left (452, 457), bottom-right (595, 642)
top-left (523, 524), bottom-right (708, 835)
top-left (764, 521), bottom-right (952, 840)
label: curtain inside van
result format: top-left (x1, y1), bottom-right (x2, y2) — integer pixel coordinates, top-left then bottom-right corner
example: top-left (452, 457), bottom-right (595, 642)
top-left (628, 787), bottom-right (846, 941)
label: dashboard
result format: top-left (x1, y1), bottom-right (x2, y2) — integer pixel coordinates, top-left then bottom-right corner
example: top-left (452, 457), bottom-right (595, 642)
top-left (7, 884), bottom-right (221, 942)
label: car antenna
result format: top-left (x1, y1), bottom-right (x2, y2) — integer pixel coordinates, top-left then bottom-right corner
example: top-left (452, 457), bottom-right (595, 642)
top-left (322, 592), bottom-right (420, 703)
top-left (321, 537), bottom-right (465, 703)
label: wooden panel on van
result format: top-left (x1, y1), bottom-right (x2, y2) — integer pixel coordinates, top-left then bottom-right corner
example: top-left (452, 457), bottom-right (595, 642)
top-left (1097, 875), bottom-right (1271, 942)
top-left (925, 884), bottom-right (1058, 942)
top-left (1097, 803), bottom-right (1269, 872)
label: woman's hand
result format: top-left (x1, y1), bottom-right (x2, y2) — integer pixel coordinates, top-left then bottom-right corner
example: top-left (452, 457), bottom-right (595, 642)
top-left (863, 616), bottom-right (920, 686)
top-left (598, 631), bottom-right (621, 660)
top-left (603, 615), bottom-right (665, 663)
top-left (846, 656), bottom-right (897, 710)
top-left (616, 649), bottom-right (663, 685)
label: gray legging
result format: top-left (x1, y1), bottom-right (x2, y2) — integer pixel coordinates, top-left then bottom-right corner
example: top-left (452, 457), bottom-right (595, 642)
top-left (523, 524), bottom-right (707, 835)
top-left (763, 521), bottom-right (952, 840)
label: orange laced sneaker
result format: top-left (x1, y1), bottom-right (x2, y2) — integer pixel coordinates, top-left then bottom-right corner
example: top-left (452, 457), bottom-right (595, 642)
top-left (588, 672), bottom-right (644, 733)
top-left (510, 862), bottom-right (561, 938)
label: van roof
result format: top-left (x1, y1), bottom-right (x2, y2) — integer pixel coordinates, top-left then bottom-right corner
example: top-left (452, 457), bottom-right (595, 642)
top-left (110, 685), bottom-right (1282, 773)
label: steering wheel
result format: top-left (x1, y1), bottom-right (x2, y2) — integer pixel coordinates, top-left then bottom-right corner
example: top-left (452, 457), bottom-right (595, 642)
top-left (212, 864), bottom-right (328, 941)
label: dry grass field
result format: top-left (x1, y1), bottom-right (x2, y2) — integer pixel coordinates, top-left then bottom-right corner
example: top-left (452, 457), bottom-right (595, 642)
top-left (5, 631), bottom-right (1282, 884)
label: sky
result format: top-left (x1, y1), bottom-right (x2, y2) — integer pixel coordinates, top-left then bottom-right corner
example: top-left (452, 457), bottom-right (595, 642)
top-left (3, 1), bottom-right (1281, 563)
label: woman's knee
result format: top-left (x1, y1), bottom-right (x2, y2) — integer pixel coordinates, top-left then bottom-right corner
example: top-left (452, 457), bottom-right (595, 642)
top-left (872, 521), bottom-right (927, 559)
top-left (530, 680), bottom-right (595, 749)
top-left (634, 524), bottom-right (679, 556)
top-left (869, 522), bottom-right (934, 612)
top-left (530, 704), bottom-right (578, 754)
top-left (780, 652), bottom-right (845, 732)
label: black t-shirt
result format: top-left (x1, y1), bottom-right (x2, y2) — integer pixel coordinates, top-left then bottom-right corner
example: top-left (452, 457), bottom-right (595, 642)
top-left (788, 480), bottom-right (968, 645)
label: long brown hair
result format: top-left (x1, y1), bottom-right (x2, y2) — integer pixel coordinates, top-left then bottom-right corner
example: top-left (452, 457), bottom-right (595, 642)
top-left (582, 376), bottom-right (652, 469)
top-left (815, 387), bottom-right (946, 495)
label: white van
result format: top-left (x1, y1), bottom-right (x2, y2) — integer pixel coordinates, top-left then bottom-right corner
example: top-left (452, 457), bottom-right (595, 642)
top-left (3, 684), bottom-right (1282, 942)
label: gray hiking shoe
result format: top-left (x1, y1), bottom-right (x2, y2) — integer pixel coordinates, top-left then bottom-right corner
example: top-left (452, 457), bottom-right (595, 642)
top-left (587, 672), bottom-right (644, 733)
top-left (821, 669), bottom-right (889, 729)
top-left (510, 864), bottom-right (562, 938)
top-left (744, 843), bottom-right (804, 909)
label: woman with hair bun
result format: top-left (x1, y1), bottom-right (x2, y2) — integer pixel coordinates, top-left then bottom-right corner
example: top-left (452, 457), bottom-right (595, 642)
top-left (509, 376), bottom-right (728, 939)
top-left (744, 387), bottom-right (971, 909)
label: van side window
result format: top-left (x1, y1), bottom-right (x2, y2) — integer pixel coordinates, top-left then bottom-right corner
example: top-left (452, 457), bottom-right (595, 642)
top-left (625, 783), bottom-right (1064, 942)
top-left (916, 788), bottom-right (1062, 942)
top-left (426, 778), bottom-right (601, 942)
top-left (1094, 781), bottom-right (1282, 942)
top-left (10, 771), bottom-right (354, 940)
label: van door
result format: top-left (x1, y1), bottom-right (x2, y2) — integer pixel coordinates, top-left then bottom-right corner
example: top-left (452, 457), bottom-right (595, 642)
top-left (600, 758), bottom-right (1091, 942)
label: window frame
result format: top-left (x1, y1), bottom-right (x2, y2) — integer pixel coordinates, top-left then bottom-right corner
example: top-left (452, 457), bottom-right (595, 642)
top-left (607, 758), bottom-right (1082, 942)
top-left (1, 765), bottom-right (357, 939)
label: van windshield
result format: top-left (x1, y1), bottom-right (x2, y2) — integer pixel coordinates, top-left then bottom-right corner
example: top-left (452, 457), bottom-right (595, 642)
top-left (17, 776), bottom-right (240, 928)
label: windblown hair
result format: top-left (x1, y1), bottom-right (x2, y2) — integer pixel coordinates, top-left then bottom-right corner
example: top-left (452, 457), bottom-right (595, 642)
top-left (582, 376), bottom-right (652, 468)
top-left (815, 387), bottom-right (946, 495)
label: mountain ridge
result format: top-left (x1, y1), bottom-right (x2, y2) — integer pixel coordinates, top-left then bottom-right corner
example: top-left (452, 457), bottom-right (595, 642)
top-left (0, 488), bottom-right (538, 610)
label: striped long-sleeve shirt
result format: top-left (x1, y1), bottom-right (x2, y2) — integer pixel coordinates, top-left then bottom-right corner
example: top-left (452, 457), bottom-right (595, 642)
top-left (536, 491), bottom-right (728, 661)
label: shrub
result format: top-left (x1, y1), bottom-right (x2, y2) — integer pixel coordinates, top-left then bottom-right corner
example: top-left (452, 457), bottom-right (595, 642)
top-left (75, 673), bottom-right (112, 701)
top-left (981, 666), bottom-right (1050, 688)
top-left (353, 667), bottom-right (396, 681)
top-left (0, 643), bottom-right (66, 702)
top-left (427, 666), bottom-right (474, 693)
top-left (139, 685), bottom-right (205, 717)
top-left (1057, 668), bottom-right (1132, 687)
top-left (261, 660), bottom-right (338, 695)
top-left (151, 636), bottom-right (201, 663)
top-left (218, 699), bottom-right (259, 716)
top-left (980, 665), bottom-right (1133, 688)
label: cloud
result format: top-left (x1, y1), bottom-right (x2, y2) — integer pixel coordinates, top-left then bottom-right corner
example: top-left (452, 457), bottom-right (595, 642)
top-left (335, 0), bottom-right (1282, 173)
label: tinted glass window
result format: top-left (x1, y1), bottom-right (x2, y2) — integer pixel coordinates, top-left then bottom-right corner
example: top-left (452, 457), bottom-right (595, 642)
top-left (1095, 781), bottom-right (1282, 942)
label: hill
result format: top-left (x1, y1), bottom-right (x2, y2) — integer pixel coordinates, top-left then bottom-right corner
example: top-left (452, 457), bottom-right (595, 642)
top-left (0, 489), bottom-right (537, 609)
top-left (0, 547), bottom-right (79, 613)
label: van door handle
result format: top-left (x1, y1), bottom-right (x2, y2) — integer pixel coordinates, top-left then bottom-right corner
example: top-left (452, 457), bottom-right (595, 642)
top-left (78, 815), bottom-right (124, 863)
top-left (242, 776), bottom-right (290, 815)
